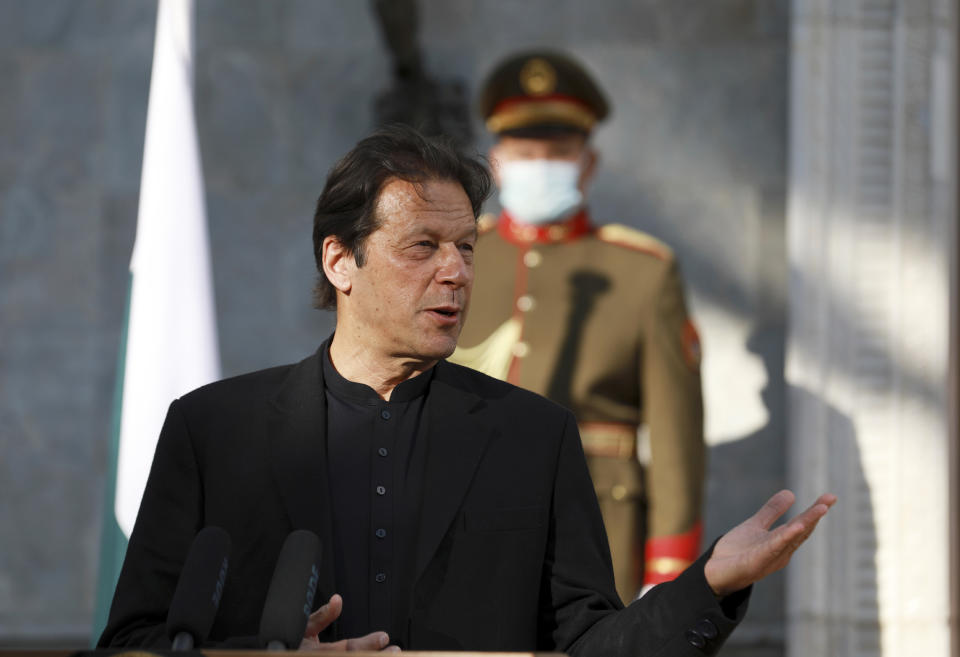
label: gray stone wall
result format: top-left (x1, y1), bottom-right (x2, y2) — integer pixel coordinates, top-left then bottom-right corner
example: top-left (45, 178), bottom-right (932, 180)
top-left (1, 0), bottom-right (156, 644)
top-left (0, 1), bottom-right (790, 652)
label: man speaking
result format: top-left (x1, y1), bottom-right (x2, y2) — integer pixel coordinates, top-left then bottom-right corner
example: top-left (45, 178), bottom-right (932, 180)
top-left (99, 124), bottom-right (834, 654)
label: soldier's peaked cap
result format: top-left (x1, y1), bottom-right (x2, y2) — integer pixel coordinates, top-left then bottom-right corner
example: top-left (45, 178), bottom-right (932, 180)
top-left (479, 50), bottom-right (610, 135)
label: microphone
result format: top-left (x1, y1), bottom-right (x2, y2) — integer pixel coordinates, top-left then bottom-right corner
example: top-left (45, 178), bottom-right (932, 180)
top-left (258, 529), bottom-right (323, 651)
top-left (165, 526), bottom-right (232, 651)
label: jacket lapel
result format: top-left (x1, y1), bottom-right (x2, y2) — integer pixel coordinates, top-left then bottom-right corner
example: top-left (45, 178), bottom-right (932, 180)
top-left (413, 361), bottom-right (495, 581)
top-left (266, 348), bottom-right (336, 604)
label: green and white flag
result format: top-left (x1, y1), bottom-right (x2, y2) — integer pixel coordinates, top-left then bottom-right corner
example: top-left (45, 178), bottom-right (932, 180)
top-left (93, 0), bottom-right (220, 642)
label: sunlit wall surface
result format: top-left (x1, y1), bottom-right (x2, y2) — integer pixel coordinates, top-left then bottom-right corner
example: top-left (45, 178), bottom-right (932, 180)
top-left (787, 1), bottom-right (957, 656)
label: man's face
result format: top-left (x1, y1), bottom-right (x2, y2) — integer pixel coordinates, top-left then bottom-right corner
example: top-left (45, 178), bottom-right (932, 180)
top-left (338, 178), bottom-right (477, 364)
top-left (489, 133), bottom-right (597, 194)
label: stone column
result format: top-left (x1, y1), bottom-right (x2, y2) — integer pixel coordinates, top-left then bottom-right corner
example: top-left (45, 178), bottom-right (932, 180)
top-left (786, 1), bottom-right (956, 656)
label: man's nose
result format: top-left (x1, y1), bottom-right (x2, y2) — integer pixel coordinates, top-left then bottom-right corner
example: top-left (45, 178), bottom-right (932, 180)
top-left (436, 245), bottom-right (471, 286)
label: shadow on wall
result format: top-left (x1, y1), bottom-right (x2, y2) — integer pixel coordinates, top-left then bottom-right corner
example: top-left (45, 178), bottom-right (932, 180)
top-left (706, 328), bottom-right (878, 655)
top-left (787, 383), bottom-right (880, 655)
top-left (704, 325), bottom-right (786, 654)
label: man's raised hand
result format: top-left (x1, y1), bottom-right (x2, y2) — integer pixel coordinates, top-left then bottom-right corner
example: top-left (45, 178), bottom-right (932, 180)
top-left (704, 490), bottom-right (837, 597)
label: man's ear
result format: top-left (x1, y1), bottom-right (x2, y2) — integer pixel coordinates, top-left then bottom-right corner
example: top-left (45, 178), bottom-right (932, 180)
top-left (321, 236), bottom-right (353, 295)
top-left (578, 147), bottom-right (598, 195)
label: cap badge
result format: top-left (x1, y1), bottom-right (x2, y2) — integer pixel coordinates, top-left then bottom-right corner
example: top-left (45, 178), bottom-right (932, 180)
top-left (520, 58), bottom-right (557, 96)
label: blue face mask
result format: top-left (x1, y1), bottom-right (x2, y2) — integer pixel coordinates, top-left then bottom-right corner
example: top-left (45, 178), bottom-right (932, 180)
top-left (498, 159), bottom-right (584, 225)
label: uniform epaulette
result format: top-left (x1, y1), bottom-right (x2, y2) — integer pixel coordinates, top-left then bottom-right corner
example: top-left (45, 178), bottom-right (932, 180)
top-left (477, 212), bottom-right (497, 234)
top-left (596, 223), bottom-right (673, 260)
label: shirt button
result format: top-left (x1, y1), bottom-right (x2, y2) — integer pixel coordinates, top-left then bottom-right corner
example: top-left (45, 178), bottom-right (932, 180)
top-left (380, 409), bottom-right (391, 420)
top-left (376, 485), bottom-right (386, 495)
top-left (523, 250), bottom-right (542, 268)
top-left (511, 341), bottom-right (530, 358)
top-left (516, 295), bottom-right (535, 312)
top-left (378, 447), bottom-right (388, 457)
top-left (375, 528), bottom-right (386, 538)
top-left (375, 573), bottom-right (387, 583)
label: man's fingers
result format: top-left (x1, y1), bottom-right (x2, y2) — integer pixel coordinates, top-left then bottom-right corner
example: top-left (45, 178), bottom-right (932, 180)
top-left (304, 594), bottom-right (343, 636)
top-left (788, 501), bottom-right (833, 543)
top-left (344, 631), bottom-right (391, 651)
top-left (706, 491), bottom-right (836, 595)
top-left (787, 496), bottom-right (835, 533)
top-left (816, 493), bottom-right (838, 508)
top-left (756, 500), bottom-right (830, 561)
top-left (303, 611), bottom-right (397, 653)
top-left (771, 497), bottom-right (836, 560)
top-left (754, 491), bottom-right (836, 533)
top-left (752, 489), bottom-right (796, 530)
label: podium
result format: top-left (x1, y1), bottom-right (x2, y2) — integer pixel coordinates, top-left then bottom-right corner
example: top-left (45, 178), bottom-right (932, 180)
top-left (0, 648), bottom-right (567, 657)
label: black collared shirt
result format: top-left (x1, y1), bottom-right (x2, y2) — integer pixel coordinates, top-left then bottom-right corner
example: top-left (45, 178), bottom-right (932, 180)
top-left (322, 345), bottom-right (431, 643)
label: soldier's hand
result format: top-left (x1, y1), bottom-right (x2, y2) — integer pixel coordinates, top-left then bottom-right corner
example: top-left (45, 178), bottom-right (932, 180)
top-left (704, 490), bottom-right (837, 597)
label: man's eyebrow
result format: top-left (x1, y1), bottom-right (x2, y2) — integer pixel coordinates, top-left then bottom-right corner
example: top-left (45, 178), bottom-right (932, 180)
top-left (457, 225), bottom-right (479, 242)
top-left (403, 224), bottom-right (478, 241)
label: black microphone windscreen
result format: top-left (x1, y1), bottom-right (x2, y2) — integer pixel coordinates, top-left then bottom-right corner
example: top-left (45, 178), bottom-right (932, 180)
top-left (258, 529), bottom-right (323, 649)
top-left (165, 526), bottom-right (231, 647)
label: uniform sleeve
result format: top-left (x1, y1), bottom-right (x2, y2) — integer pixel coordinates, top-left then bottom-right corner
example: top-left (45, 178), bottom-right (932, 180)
top-left (641, 259), bottom-right (705, 586)
top-left (541, 410), bottom-right (748, 657)
top-left (98, 399), bottom-right (203, 648)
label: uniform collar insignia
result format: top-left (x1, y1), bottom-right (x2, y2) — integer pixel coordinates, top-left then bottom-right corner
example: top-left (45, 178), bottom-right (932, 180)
top-left (497, 209), bottom-right (593, 245)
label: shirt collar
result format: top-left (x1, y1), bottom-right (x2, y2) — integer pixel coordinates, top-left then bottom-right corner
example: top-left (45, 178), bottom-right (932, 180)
top-left (321, 337), bottom-right (434, 404)
top-left (497, 208), bottom-right (594, 245)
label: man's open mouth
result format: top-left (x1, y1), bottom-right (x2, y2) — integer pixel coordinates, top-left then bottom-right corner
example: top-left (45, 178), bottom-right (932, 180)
top-left (428, 306), bottom-right (461, 319)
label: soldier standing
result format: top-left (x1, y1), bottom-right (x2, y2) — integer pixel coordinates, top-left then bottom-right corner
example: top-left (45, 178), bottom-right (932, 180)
top-left (451, 51), bottom-right (705, 602)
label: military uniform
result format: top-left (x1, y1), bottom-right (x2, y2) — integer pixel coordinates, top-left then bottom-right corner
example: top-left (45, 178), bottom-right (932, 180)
top-left (452, 51), bottom-right (706, 602)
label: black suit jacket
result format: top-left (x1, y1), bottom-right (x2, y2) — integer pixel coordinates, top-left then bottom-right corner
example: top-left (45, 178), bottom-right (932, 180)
top-left (100, 350), bottom-right (747, 655)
